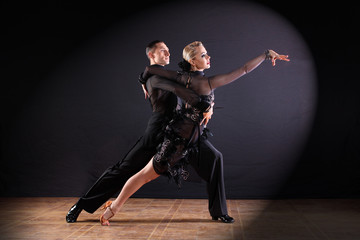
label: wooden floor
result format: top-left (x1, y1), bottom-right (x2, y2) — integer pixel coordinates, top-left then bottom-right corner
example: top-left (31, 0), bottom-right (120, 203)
top-left (0, 198), bottom-right (359, 240)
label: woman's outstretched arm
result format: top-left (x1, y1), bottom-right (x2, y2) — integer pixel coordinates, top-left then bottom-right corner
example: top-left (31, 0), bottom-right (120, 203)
top-left (209, 50), bottom-right (289, 89)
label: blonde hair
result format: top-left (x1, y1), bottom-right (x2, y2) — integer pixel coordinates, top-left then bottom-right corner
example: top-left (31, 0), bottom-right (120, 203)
top-left (182, 41), bottom-right (203, 61)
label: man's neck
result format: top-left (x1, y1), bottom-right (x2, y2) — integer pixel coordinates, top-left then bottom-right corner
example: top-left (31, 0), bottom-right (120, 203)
top-left (150, 60), bottom-right (167, 66)
top-left (150, 63), bottom-right (165, 67)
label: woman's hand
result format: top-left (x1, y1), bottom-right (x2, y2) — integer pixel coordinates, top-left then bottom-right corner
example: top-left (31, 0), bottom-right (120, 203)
top-left (268, 50), bottom-right (290, 66)
top-left (201, 102), bottom-right (215, 127)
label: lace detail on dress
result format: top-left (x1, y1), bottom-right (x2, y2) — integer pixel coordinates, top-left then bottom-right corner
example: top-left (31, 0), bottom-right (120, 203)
top-left (152, 91), bottom-right (214, 187)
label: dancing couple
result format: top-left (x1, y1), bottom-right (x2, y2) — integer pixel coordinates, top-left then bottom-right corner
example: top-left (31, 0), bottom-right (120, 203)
top-left (66, 40), bottom-right (289, 225)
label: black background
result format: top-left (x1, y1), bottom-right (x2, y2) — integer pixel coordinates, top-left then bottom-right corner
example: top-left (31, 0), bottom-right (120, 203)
top-left (1, 0), bottom-right (359, 198)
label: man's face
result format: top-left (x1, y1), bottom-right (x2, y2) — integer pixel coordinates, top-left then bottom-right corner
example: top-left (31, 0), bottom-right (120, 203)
top-left (151, 42), bottom-right (170, 66)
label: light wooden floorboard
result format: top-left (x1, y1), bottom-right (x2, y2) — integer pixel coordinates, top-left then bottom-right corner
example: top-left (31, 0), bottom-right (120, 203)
top-left (0, 198), bottom-right (359, 240)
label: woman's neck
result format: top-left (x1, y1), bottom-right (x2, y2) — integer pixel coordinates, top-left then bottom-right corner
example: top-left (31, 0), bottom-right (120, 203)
top-left (191, 67), bottom-right (204, 72)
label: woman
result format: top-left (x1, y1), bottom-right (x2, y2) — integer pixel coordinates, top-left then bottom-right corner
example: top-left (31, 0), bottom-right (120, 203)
top-left (99, 41), bottom-right (289, 225)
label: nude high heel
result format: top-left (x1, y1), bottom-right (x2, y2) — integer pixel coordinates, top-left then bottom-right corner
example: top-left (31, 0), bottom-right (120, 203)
top-left (99, 201), bottom-right (114, 226)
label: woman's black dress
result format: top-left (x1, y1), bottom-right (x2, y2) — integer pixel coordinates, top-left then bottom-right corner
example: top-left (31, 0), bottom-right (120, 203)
top-left (142, 52), bottom-right (268, 185)
top-left (152, 90), bottom-right (214, 186)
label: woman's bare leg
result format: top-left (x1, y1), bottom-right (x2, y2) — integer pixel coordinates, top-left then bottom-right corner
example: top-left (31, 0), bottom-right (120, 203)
top-left (101, 158), bottom-right (160, 221)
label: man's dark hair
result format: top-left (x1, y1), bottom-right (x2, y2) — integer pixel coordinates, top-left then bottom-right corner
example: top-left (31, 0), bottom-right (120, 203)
top-left (146, 40), bottom-right (164, 58)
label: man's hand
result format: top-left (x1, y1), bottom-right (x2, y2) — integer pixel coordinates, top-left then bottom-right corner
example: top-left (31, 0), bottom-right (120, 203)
top-left (200, 102), bottom-right (214, 127)
top-left (141, 84), bottom-right (149, 99)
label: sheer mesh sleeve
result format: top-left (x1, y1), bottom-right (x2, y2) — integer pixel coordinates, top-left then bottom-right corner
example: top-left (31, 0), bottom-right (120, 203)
top-left (208, 53), bottom-right (267, 89)
top-left (148, 75), bottom-right (210, 112)
top-left (141, 65), bottom-right (189, 85)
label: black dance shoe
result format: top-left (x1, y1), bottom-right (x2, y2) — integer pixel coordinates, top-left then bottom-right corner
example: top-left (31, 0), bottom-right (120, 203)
top-left (212, 214), bottom-right (235, 223)
top-left (66, 204), bottom-right (83, 223)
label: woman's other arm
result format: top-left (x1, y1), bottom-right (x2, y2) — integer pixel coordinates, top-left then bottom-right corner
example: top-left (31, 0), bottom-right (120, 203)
top-left (209, 50), bottom-right (289, 89)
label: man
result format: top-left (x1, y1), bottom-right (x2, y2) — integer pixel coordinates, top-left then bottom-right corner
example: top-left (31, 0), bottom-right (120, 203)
top-left (66, 40), bottom-right (233, 223)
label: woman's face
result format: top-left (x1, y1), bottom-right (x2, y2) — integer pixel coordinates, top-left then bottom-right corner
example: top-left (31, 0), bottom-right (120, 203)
top-left (190, 45), bottom-right (211, 71)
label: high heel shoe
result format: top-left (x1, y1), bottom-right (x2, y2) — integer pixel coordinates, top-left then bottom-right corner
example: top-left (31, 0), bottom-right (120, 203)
top-left (100, 201), bottom-right (114, 226)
